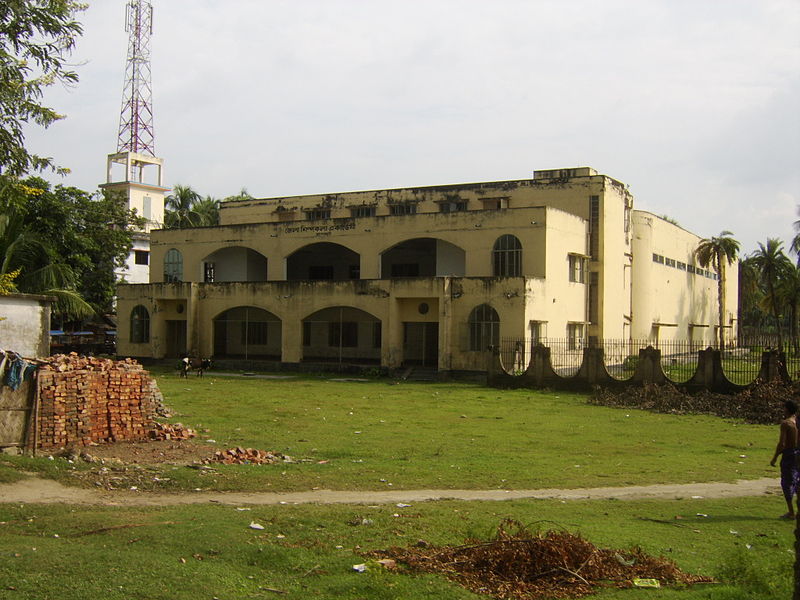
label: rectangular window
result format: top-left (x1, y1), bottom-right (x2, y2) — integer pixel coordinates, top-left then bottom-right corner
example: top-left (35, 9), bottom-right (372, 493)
top-left (203, 262), bottom-right (215, 282)
top-left (529, 321), bottom-right (542, 345)
top-left (390, 263), bottom-right (420, 277)
top-left (308, 265), bottom-right (334, 280)
top-left (589, 195), bottom-right (599, 260)
top-left (328, 322), bottom-right (358, 347)
top-left (567, 323), bottom-right (585, 350)
top-left (665, 258), bottom-right (676, 268)
top-left (134, 250), bottom-right (149, 265)
top-left (303, 322), bottom-right (311, 346)
top-left (372, 322), bottom-right (382, 349)
top-left (482, 198), bottom-right (508, 210)
top-left (349, 264), bottom-right (360, 279)
top-left (241, 321), bottom-right (268, 345)
top-left (687, 264), bottom-right (696, 274)
top-left (438, 201), bottom-right (468, 213)
top-left (389, 203), bottom-right (417, 216)
top-left (588, 272), bottom-right (599, 323)
top-left (677, 261), bottom-right (686, 271)
top-left (350, 206), bottom-right (376, 218)
top-left (305, 209), bottom-right (331, 220)
top-left (652, 253), bottom-right (664, 264)
top-left (568, 254), bottom-right (586, 283)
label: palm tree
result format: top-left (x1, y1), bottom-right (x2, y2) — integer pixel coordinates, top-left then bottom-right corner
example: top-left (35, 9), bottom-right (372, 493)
top-left (792, 206), bottom-right (800, 261)
top-left (695, 231), bottom-right (740, 348)
top-left (165, 185), bottom-right (203, 229)
top-left (750, 238), bottom-right (793, 351)
top-left (776, 262), bottom-right (800, 354)
top-left (193, 195), bottom-right (221, 226)
top-left (0, 183), bottom-right (93, 318)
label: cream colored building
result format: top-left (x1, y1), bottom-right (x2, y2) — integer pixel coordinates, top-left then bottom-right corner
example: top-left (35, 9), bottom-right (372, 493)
top-left (101, 152), bottom-right (169, 284)
top-left (116, 167), bottom-right (737, 373)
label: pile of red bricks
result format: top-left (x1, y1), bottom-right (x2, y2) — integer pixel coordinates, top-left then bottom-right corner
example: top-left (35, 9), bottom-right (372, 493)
top-left (149, 421), bottom-right (196, 441)
top-left (207, 447), bottom-right (293, 465)
top-left (35, 354), bottom-right (161, 449)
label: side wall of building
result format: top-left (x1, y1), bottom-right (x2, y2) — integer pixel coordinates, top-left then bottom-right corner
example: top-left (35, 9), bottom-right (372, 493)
top-left (0, 294), bottom-right (53, 358)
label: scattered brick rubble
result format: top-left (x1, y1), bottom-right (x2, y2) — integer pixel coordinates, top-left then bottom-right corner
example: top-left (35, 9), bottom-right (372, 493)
top-left (205, 447), bottom-right (294, 465)
top-left (149, 422), bottom-right (196, 441)
top-left (34, 353), bottom-right (170, 449)
top-left (371, 520), bottom-right (713, 600)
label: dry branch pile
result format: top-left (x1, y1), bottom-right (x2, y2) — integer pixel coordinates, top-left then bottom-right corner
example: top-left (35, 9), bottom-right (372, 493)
top-left (36, 354), bottom-right (162, 449)
top-left (205, 447), bottom-right (293, 465)
top-left (372, 520), bottom-right (712, 600)
top-left (590, 381), bottom-right (799, 425)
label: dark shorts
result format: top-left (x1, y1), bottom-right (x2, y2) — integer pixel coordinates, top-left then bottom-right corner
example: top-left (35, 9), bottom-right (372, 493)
top-left (780, 448), bottom-right (800, 501)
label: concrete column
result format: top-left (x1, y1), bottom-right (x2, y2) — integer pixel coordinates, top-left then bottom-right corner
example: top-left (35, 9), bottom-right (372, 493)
top-left (281, 318), bottom-right (302, 363)
top-left (383, 290), bottom-right (402, 369)
top-left (186, 283), bottom-right (200, 357)
top-left (439, 278), bottom-right (453, 373)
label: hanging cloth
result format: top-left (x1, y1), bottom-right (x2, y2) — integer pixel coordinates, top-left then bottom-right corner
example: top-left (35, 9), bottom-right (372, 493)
top-left (5, 356), bottom-right (25, 391)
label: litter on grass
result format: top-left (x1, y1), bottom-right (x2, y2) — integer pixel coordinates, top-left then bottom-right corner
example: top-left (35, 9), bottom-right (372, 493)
top-left (368, 519), bottom-right (713, 599)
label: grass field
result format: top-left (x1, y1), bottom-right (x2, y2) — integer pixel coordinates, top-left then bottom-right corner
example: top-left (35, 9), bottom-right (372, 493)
top-left (0, 496), bottom-right (791, 599)
top-left (0, 369), bottom-right (792, 598)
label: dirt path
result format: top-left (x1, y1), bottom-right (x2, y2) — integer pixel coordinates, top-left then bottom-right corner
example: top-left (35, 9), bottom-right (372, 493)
top-left (0, 476), bottom-right (779, 506)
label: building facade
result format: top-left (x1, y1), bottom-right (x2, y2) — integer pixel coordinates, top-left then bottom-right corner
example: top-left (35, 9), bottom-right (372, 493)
top-left (101, 151), bottom-right (169, 284)
top-left (116, 167), bottom-right (737, 373)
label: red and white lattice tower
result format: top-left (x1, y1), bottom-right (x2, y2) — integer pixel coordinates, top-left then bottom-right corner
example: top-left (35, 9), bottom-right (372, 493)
top-left (117, 0), bottom-right (155, 156)
top-left (101, 0), bottom-right (168, 284)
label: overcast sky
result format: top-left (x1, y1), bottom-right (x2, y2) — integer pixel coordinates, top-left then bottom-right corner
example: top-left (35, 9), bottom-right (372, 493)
top-left (26, 0), bottom-right (800, 255)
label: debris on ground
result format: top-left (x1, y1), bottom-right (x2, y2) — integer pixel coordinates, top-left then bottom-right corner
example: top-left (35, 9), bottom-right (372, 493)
top-left (149, 422), bottom-right (196, 441)
top-left (590, 381), bottom-right (800, 425)
top-left (205, 447), bottom-right (294, 465)
top-left (369, 519), bottom-right (713, 599)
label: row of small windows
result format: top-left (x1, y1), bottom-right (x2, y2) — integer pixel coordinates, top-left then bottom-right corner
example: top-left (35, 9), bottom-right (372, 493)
top-left (129, 303), bottom-right (502, 352)
top-left (300, 200), bottom-right (512, 221)
top-left (161, 235), bottom-right (526, 282)
top-left (652, 253), bottom-right (718, 280)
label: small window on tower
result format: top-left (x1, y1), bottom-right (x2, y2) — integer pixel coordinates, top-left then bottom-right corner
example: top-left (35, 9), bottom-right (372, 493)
top-left (134, 250), bottom-right (149, 265)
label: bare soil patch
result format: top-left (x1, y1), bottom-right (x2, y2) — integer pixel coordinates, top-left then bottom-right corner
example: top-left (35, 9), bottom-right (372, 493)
top-left (74, 438), bottom-right (214, 465)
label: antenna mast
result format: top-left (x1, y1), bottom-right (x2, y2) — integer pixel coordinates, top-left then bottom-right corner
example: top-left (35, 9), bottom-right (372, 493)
top-left (117, 0), bottom-right (155, 157)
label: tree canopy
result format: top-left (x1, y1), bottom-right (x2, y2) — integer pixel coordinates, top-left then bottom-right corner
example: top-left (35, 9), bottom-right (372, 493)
top-left (0, 1), bottom-right (85, 176)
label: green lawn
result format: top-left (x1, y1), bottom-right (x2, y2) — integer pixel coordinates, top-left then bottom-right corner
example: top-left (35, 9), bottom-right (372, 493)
top-left (0, 370), bottom-right (777, 493)
top-left (0, 370), bottom-right (791, 598)
top-left (0, 496), bottom-right (790, 599)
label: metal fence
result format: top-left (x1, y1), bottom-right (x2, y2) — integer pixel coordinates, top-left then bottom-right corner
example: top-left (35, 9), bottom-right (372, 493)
top-left (499, 335), bottom-right (800, 385)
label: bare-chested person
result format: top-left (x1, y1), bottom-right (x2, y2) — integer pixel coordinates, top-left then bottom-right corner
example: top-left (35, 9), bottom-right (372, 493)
top-left (770, 399), bottom-right (799, 519)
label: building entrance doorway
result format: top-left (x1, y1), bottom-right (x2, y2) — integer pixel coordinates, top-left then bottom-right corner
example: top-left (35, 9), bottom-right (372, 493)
top-left (165, 320), bottom-right (187, 357)
top-left (403, 322), bottom-right (438, 367)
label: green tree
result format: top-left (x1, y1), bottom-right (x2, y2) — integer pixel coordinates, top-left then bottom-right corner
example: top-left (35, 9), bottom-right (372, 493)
top-left (165, 184), bottom-right (203, 228)
top-left (21, 177), bottom-right (144, 314)
top-left (750, 238), bottom-right (793, 351)
top-left (776, 262), bottom-right (800, 354)
top-left (193, 195), bottom-right (221, 226)
top-left (739, 256), bottom-right (768, 332)
top-left (792, 206), bottom-right (800, 260)
top-left (694, 231), bottom-right (740, 348)
top-left (0, 1), bottom-right (85, 176)
top-left (222, 187), bottom-right (253, 203)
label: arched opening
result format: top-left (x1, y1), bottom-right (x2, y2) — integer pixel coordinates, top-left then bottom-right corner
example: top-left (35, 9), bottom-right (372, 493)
top-left (286, 243), bottom-right (360, 281)
top-left (201, 246), bottom-right (268, 282)
top-left (213, 307), bottom-right (281, 359)
top-left (302, 307), bottom-right (381, 364)
top-left (493, 235), bottom-right (522, 277)
top-left (381, 238), bottom-right (465, 278)
top-left (164, 248), bottom-right (183, 282)
top-left (468, 304), bottom-right (499, 351)
top-left (130, 305), bottom-right (150, 343)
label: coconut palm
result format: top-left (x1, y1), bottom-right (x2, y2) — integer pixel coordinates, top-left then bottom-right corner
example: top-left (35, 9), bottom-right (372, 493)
top-left (750, 238), bottom-right (793, 351)
top-left (776, 262), bottom-right (800, 353)
top-left (193, 195), bottom-right (221, 226)
top-left (694, 231), bottom-right (740, 348)
top-left (164, 185), bottom-right (203, 229)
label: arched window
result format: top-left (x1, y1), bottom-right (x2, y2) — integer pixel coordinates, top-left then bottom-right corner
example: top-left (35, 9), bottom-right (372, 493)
top-left (468, 304), bottom-right (499, 351)
top-left (164, 248), bottom-right (183, 283)
top-left (130, 305), bottom-right (150, 343)
top-left (493, 235), bottom-right (522, 276)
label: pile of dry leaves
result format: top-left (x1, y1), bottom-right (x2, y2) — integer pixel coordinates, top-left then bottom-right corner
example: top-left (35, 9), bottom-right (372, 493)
top-left (371, 520), bottom-right (712, 599)
top-left (590, 381), bottom-right (799, 425)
